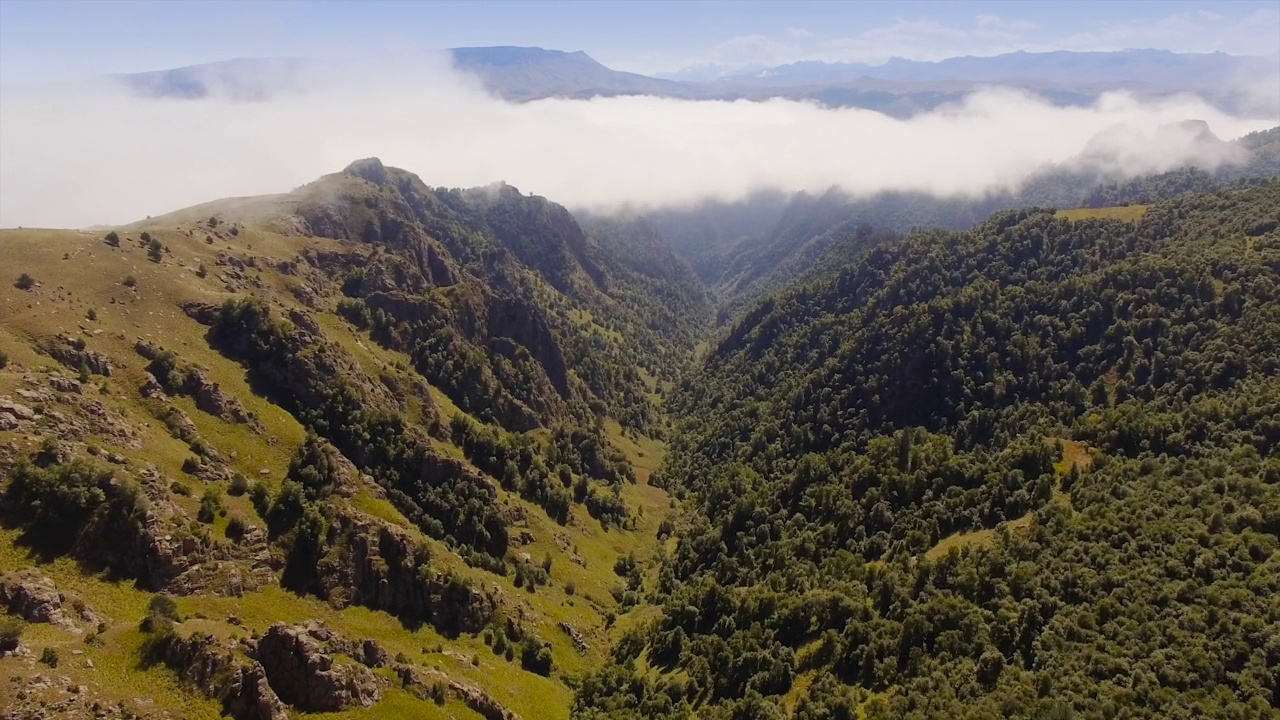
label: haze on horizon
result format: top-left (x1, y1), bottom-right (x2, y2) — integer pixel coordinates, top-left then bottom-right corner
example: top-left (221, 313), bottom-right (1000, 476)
top-left (0, 0), bottom-right (1277, 229)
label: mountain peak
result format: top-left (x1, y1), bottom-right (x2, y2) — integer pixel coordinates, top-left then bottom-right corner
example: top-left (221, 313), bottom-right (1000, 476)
top-left (343, 157), bottom-right (388, 185)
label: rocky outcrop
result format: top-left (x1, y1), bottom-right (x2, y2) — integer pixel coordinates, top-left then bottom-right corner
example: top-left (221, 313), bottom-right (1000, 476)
top-left (254, 622), bottom-right (380, 712)
top-left (359, 640), bottom-right (390, 668)
top-left (153, 632), bottom-right (289, 720)
top-left (0, 397), bottom-right (36, 431)
top-left (312, 508), bottom-right (499, 634)
top-left (0, 569), bottom-right (73, 630)
top-left (68, 466), bottom-right (276, 596)
top-left (45, 335), bottom-right (113, 376)
top-left (190, 371), bottom-right (254, 425)
top-left (397, 665), bottom-right (522, 720)
top-left (182, 301), bottom-right (223, 326)
top-left (559, 621), bottom-right (589, 654)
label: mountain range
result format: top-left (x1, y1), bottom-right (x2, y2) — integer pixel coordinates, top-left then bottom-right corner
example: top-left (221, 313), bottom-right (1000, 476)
top-left (112, 46), bottom-right (1280, 117)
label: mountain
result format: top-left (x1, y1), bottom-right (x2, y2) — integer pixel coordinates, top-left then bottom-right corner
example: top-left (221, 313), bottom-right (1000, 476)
top-left (0, 158), bottom-right (707, 720)
top-left (575, 180), bottom-right (1280, 719)
top-left (450, 46), bottom-right (698, 101)
top-left (4, 153), bottom-right (1280, 719)
top-left (645, 124), bottom-right (1280, 320)
top-left (711, 49), bottom-right (1270, 89)
top-left (110, 47), bottom-right (1278, 117)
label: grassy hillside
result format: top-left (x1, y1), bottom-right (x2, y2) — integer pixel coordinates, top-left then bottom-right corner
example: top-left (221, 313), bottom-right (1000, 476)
top-left (0, 162), bottom-right (696, 720)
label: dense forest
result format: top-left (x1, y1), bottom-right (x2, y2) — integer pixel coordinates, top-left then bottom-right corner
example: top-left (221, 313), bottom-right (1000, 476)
top-left (574, 181), bottom-right (1280, 719)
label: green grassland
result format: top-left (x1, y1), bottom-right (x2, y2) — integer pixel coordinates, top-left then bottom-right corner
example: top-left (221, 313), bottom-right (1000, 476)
top-left (0, 214), bottom-right (677, 720)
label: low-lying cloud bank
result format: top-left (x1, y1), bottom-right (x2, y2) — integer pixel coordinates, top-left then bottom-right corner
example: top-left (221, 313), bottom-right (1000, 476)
top-left (0, 52), bottom-right (1276, 228)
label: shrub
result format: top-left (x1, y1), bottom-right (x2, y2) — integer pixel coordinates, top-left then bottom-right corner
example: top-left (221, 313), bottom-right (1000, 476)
top-left (86, 308), bottom-right (97, 321)
top-left (170, 481), bottom-right (192, 497)
top-left (148, 594), bottom-right (179, 621)
top-left (147, 238), bottom-right (164, 263)
top-left (123, 275), bottom-right (137, 288)
top-left (197, 488), bottom-right (221, 524)
top-left (564, 580), bottom-right (576, 596)
top-left (105, 231), bottom-right (120, 246)
top-left (0, 617), bottom-right (23, 651)
top-left (140, 231), bottom-right (152, 243)
top-left (0, 348), bottom-right (9, 369)
top-left (225, 516), bottom-right (247, 541)
top-left (196, 263), bottom-right (208, 279)
top-left (229, 473), bottom-right (250, 496)
top-left (14, 273), bottom-right (36, 290)
top-left (520, 643), bottom-right (553, 676)
top-left (40, 647), bottom-right (59, 667)
top-left (249, 480), bottom-right (271, 517)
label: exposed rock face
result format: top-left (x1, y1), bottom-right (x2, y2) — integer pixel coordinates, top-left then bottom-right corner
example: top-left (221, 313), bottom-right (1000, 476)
top-left (397, 665), bottom-right (522, 720)
top-left (313, 508), bottom-right (499, 634)
top-left (0, 569), bottom-right (72, 630)
top-left (46, 335), bottom-right (113, 376)
top-left (254, 622), bottom-right (380, 712)
top-left (154, 632), bottom-right (289, 720)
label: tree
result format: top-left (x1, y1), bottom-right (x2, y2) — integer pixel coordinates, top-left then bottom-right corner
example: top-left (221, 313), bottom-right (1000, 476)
top-left (104, 231), bottom-right (120, 247)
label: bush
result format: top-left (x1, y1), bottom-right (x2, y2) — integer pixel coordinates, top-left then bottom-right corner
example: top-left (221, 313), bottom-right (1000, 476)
top-left (0, 348), bottom-right (9, 369)
top-left (196, 263), bottom-right (208, 279)
top-left (104, 231), bottom-right (120, 246)
top-left (197, 488), bottom-right (221, 524)
top-left (14, 273), bottom-right (36, 290)
top-left (520, 642), bottom-right (553, 676)
top-left (229, 473), bottom-right (250, 496)
top-left (140, 231), bottom-right (152, 243)
top-left (40, 647), bottom-right (59, 667)
top-left (148, 594), bottom-right (179, 621)
top-left (0, 617), bottom-right (23, 651)
top-left (123, 275), bottom-right (137, 288)
top-left (147, 238), bottom-right (164, 263)
top-left (225, 515), bottom-right (247, 540)
top-left (249, 480), bottom-right (271, 517)
top-left (86, 308), bottom-right (97, 321)
top-left (564, 580), bottom-right (576, 596)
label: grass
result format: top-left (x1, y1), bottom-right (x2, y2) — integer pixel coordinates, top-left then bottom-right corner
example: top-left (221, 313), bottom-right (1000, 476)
top-left (0, 219), bottom-right (686, 720)
top-left (1056, 205), bottom-right (1149, 222)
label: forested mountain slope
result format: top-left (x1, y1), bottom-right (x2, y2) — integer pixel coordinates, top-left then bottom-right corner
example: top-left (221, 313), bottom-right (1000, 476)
top-left (574, 181), bottom-right (1280, 719)
top-left (0, 159), bottom-right (703, 720)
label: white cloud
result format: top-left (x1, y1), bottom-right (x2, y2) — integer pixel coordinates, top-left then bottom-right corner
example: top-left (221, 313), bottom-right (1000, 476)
top-left (0, 53), bottom-right (1274, 228)
top-left (1061, 9), bottom-right (1280, 55)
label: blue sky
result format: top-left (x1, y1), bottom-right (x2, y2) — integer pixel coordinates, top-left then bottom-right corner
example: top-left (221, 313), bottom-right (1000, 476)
top-left (1, 0), bottom-right (1278, 82)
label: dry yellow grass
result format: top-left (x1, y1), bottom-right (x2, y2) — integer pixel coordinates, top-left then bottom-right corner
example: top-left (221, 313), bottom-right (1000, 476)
top-left (1056, 205), bottom-right (1149, 222)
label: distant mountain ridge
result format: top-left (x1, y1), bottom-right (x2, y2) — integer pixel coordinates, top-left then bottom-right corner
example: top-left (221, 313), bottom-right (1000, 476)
top-left (110, 46), bottom-right (1279, 117)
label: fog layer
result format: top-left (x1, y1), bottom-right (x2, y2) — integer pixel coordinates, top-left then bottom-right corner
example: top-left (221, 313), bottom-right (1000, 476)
top-left (0, 52), bottom-right (1275, 228)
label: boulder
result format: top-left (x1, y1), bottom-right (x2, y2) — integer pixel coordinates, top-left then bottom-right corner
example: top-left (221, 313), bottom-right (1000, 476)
top-left (0, 569), bottom-right (74, 630)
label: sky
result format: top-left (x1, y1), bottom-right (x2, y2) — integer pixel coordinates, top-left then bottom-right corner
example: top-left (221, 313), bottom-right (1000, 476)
top-left (1, 0), bottom-right (1278, 228)
top-left (1, 0), bottom-right (1278, 82)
